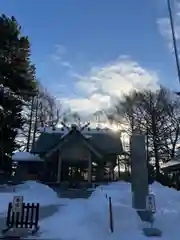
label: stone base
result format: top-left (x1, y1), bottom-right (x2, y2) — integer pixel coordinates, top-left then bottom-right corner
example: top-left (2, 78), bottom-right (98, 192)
top-left (137, 210), bottom-right (153, 222)
top-left (143, 227), bottom-right (162, 237)
top-left (3, 228), bottom-right (30, 238)
top-left (2, 227), bottom-right (39, 239)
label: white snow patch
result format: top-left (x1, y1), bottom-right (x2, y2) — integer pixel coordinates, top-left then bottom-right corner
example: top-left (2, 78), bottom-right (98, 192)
top-left (1, 180), bottom-right (180, 239)
top-left (39, 181), bottom-right (180, 240)
top-left (0, 181), bottom-right (61, 214)
top-left (12, 152), bottom-right (42, 162)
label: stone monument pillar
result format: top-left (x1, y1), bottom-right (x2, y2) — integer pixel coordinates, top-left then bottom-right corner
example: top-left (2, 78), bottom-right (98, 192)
top-left (131, 134), bottom-right (148, 210)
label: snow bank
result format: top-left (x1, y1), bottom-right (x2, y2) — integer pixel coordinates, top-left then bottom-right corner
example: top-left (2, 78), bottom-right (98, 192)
top-left (40, 181), bottom-right (180, 240)
top-left (12, 152), bottom-right (42, 162)
top-left (149, 182), bottom-right (180, 239)
top-left (16, 181), bottom-right (60, 205)
top-left (1, 180), bottom-right (180, 239)
top-left (40, 181), bottom-right (141, 240)
top-left (0, 181), bottom-right (61, 214)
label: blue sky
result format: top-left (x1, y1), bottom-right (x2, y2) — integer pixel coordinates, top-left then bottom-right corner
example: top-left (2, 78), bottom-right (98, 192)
top-left (1, 0), bottom-right (180, 115)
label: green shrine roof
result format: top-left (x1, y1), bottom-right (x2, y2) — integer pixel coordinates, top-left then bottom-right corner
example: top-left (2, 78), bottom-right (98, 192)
top-left (31, 127), bottom-right (123, 156)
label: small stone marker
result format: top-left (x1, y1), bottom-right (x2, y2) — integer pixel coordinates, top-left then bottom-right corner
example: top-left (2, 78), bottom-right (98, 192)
top-left (12, 196), bottom-right (23, 214)
top-left (143, 190), bottom-right (162, 236)
top-left (146, 194), bottom-right (156, 213)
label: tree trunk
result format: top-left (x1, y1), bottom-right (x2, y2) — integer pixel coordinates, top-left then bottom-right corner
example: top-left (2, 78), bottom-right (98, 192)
top-left (151, 115), bottom-right (160, 179)
top-left (117, 158), bottom-right (120, 180)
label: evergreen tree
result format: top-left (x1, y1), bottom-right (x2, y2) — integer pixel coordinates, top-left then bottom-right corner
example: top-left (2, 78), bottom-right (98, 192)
top-left (0, 14), bottom-right (37, 174)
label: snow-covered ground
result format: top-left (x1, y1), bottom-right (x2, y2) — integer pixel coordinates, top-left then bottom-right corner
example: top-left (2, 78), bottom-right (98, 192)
top-left (40, 182), bottom-right (180, 240)
top-left (0, 181), bottom-right (66, 215)
top-left (0, 180), bottom-right (180, 239)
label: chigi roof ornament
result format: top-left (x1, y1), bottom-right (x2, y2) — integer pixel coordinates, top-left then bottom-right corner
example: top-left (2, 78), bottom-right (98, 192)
top-left (38, 121), bottom-right (113, 134)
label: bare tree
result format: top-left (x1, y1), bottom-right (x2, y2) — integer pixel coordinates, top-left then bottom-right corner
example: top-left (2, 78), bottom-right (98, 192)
top-left (157, 91), bottom-right (180, 160)
top-left (107, 86), bottom-right (180, 179)
top-left (107, 90), bottom-right (144, 136)
top-left (37, 85), bottom-right (60, 128)
top-left (17, 84), bottom-right (61, 151)
top-left (61, 109), bottom-right (83, 127)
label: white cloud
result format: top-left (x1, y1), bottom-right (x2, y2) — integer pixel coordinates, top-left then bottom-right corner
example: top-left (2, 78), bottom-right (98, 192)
top-left (60, 61), bottom-right (72, 69)
top-left (61, 94), bottom-right (111, 114)
top-left (60, 57), bottom-right (159, 115)
top-left (157, 0), bottom-right (180, 52)
top-left (51, 44), bottom-right (66, 61)
top-left (51, 44), bottom-right (72, 69)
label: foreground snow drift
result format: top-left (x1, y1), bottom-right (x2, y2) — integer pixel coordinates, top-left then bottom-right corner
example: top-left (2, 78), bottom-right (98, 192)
top-left (40, 181), bottom-right (141, 239)
top-left (40, 181), bottom-right (180, 240)
top-left (1, 180), bottom-right (180, 239)
top-left (0, 181), bottom-right (61, 214)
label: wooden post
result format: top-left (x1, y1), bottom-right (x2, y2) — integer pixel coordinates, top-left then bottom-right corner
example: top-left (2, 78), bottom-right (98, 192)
top-left (57, 154), bottom-right (62, 183)
top-left (109, 197), bottom-right (114, 233)
top-left (88, 154), bottom-right (92, 184)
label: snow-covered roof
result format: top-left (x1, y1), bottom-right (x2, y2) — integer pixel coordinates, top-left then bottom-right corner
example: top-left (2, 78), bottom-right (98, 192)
top-left (161, 159), bottom-right (180, 170)
top-left (176, 148), bottom-right (180, 157)
top-left (38, 126), bottom-right (112, 134)
top-left (32, 125), bottom-right (123, 156)
top-left (12, 152), bottom-right (43, 162)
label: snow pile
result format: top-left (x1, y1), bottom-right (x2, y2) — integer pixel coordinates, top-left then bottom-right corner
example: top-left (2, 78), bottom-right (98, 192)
top-left (0, 181), bottom-right (61, 214)
top-left (149, 182), bottom-right (180, 239)
top-left (40, 181), bottom-right (180, 240)
top-left (16, 181), bottom-right (60, 205)
top-left (40, 182), bottom-right (140, 239)
top-left (1, 180), bottom-right (180, 239)
top-left (12, 152), bottom-right (42, 162)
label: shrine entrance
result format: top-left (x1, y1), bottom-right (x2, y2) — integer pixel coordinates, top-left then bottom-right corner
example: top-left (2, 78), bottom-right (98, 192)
top-left (61, 161), bottom-right (88, 183)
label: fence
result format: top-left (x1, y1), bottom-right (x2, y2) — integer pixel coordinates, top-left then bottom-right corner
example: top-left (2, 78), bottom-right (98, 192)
top-left (2, 202), bottom-right (40, 236)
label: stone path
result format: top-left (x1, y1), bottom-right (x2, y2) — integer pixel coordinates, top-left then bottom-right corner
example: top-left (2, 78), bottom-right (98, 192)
top-left (58, 189), bottom-right (93, 199)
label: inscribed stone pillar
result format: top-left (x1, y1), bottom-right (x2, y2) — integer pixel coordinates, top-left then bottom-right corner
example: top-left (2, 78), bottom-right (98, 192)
top-left (131, 134), bottom-right (148, 210)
